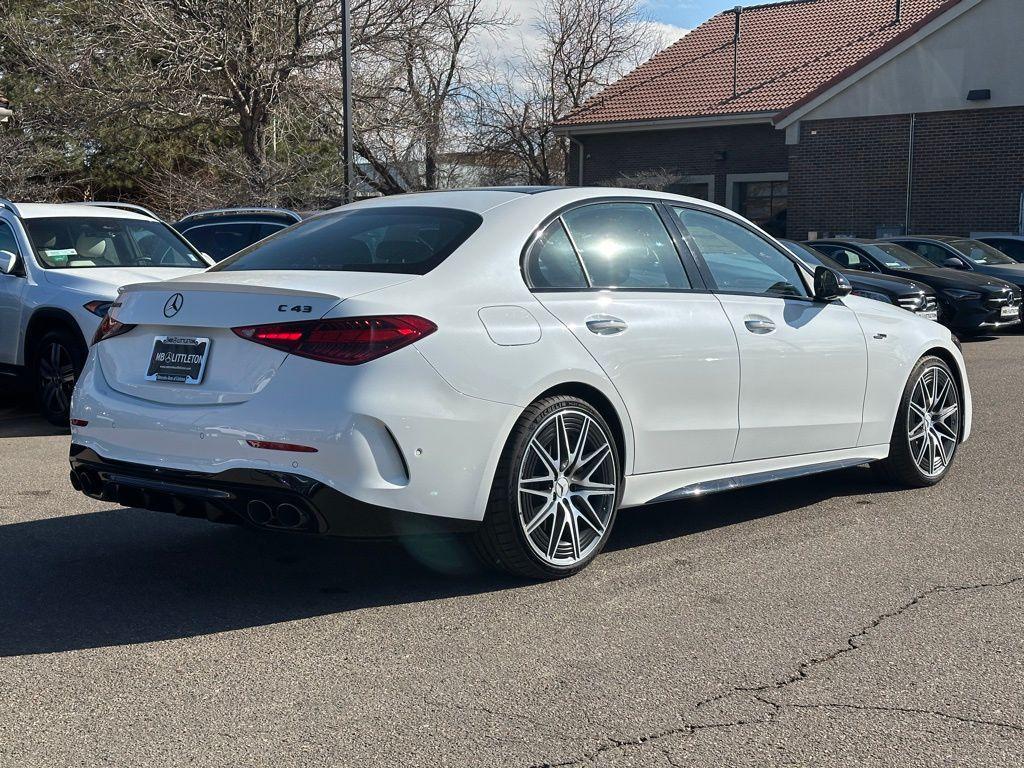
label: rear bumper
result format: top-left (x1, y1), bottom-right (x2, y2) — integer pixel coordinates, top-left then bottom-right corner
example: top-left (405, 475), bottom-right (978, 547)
top-left (70, 345), bottom-right (521, 523)
top-left (69, 445), bottom-right (480, 538)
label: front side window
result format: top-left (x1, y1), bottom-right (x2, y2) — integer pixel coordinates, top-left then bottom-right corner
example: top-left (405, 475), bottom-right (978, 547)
top-left (25, 217), bottom-right (205, 269)
top-left (525, 220), bottom-right (588, 288)
top-left (674, 207), bottom-right (807, 298)
top-left (903, 241), bottom-right (954, 267)
top-left (948, 239), bottom-right (1016, 266)
top-left (213, 207), bottom-right (481, 275)
top-left (560, 203), bottom-right (690, 290)
top-left (822, 247), bottom-right (877, 272)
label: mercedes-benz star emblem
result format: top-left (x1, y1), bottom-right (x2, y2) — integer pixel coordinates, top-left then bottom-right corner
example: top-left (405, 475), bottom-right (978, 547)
top-left (163, 293), bottom-right (184, 318)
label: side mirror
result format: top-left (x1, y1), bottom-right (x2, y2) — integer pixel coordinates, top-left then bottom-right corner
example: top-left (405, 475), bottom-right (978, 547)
top-left (0, 250), bottom-right (18, 275)
top-left (943, 257), bottom-right (967, 270)
top-left (814, 266), bottom-right (852, 301)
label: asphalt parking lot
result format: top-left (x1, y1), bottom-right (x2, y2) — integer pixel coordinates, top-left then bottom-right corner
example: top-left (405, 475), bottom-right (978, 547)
top-left (1, 335), bottom-right (1022, 767)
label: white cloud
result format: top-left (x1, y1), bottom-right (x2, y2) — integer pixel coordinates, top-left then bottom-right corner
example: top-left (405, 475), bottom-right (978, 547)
top-left (478, 1), bottom-right (689, 66)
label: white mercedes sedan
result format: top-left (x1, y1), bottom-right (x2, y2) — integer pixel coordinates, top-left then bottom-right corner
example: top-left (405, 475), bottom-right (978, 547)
top-left (69, 187), bottom-right (971, 579)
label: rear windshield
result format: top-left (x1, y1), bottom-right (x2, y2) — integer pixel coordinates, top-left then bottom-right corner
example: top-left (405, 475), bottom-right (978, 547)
top-left (211, 206), bottom-right (483, 274)
top-left (25, 217), bottom-right (206, 269)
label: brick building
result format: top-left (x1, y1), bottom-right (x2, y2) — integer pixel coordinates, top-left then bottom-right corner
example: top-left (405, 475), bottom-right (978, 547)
top-left (556, 0), bottom-right (1024, 239)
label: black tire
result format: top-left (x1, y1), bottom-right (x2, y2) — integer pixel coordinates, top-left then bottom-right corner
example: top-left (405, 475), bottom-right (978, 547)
top-left (33, 328), bottom-right (86, 427)
top-left (473, 395), bottom-right (622, 580)
top-left (874, 355), bottom-right (961, 488)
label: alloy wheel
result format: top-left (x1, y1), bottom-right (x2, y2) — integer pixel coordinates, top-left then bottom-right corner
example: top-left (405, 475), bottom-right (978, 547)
top-left (908, 365), bottom-right (960, 478)
top-left (517, 409), bottom-right (617, 568)
top-left (38, 341), bottom-right (76, 418)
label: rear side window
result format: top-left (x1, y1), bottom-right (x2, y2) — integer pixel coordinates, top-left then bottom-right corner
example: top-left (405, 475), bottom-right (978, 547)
top-left (213, 207), bottom-right (482, 274)
top-left (0, 221), bottom-right (19, 255)
top-left (525, 220), bottom-right (587, 288)
top-left (560, 203), bottom-right (690, 289)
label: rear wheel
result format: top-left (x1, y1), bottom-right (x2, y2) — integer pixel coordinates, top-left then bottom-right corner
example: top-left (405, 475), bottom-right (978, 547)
top-left (33, 329), bottom-right (85, 427)
top-left (474, 396), bottom-right (621, 579)
top-left (875, 355), bottom-right (961, 487)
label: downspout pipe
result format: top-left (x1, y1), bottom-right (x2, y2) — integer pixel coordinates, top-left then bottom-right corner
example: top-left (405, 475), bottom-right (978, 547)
top-left (568, 135), bottom-right (585, 186)
top-left (905, 113), bottom-right (916, 235)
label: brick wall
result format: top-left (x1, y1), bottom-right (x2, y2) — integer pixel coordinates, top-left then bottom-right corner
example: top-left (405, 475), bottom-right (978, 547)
top-left (789, 107), bottom-right (1024, 238)
top-left (570, 123), bottom-right (788, 208)
top-left (911, 107), bottom-right (1024, 235)
top-left (788, 114), bottom-right (911, 239)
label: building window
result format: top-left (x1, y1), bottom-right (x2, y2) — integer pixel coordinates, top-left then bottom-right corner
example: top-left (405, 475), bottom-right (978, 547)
top-left (735, 180), bottom-right (787, 236)
top-left (726, 173), bottom-right (789, 237)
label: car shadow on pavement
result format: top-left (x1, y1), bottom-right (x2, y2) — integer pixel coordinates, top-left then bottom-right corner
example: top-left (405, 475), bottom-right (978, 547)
top-left (0, 467), bottom-right (890, 657)
top-left (0, 388), bottom-right (68, 438)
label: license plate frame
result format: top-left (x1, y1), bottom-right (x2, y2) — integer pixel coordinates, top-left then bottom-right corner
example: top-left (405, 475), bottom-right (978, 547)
top-left (145, 336), bottom-right (211, 385)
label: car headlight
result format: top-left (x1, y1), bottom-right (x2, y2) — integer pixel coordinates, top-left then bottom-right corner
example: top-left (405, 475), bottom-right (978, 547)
top-left (83, 300), bottom-right (114, 317)
top-left (851, 289), bottom-right (892, 304)
top-left (896, 294), bottom-right (925, 312)
top-left (943, 289), bottom-right (980, 301)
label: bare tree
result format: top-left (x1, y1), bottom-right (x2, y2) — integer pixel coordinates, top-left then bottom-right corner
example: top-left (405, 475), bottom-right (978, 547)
top-left (307, 0), bottom-right (509, 194)
top-left (474, 0), bottom-right (665, 185)
top-left (1, 0), bottom-right (416, 204)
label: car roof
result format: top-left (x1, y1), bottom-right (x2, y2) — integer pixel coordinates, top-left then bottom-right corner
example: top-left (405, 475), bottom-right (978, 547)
top-left (891, 234), bottom-right (959, 242)
top-left (12, 202), bottom-right (152, 221)
top-left (175, 207), bottom-right (303, 227)
top-left (337, 186), bottom-right (740, 218)
top-left (811, 238), bottom-right (878, 245)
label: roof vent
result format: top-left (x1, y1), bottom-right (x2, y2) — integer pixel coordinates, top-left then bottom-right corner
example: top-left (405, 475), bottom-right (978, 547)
top-left (895, 0), bottom-right (902, 23)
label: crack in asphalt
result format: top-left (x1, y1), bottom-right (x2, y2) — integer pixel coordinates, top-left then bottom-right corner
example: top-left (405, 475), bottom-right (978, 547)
top-left (527, 576), bottom-right (1024, 767)
top-left (784, 701), bottom-right (1024, 733)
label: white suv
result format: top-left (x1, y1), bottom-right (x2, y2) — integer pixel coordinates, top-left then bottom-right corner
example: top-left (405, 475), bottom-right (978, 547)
top-left (0, 200), bottom-right (211, 424)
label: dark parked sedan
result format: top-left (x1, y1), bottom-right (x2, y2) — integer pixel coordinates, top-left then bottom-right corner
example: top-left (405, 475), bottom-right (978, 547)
top-left (781, 240), bottom-right (938, 320)
top-left (174, 207), bottom-right (303, 262)
top-left (809, 238), bottom-right (1021, 333)
top-left (886, 235), bottom-right (1024, 294)
top-left (974, 235), bottom-right (1024, 263)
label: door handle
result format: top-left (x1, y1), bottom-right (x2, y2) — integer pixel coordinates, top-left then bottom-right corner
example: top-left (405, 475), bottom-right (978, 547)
top-left (585, 315), bottom-right (628, 335)
top-left (744, 316), bottom-right (776, 334)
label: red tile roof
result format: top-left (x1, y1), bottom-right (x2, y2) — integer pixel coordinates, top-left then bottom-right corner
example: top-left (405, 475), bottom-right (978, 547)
top-left (558, 0), bottom-right (964, 127)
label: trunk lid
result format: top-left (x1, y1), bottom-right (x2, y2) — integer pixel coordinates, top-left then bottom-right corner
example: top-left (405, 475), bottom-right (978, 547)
top-left (96, 270), bottom-right (413, 405)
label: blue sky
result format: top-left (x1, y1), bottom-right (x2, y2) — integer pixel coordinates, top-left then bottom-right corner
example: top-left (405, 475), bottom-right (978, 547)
top-left (646, 0), bottom-right (748, 29)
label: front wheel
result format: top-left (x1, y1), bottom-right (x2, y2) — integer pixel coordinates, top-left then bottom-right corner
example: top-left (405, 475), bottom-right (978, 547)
top-left (474, 396), bottom-right (621, 579)
top-left (34, 329), bottom-right (86, 427)
top-left (874, 355), bottom-right (961, 488)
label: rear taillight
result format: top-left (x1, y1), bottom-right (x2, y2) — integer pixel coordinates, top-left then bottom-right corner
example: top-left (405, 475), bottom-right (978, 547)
top-left (92, 314), bottom-right (136, 345)
top-left (232, 315), bottom-right (437, 365)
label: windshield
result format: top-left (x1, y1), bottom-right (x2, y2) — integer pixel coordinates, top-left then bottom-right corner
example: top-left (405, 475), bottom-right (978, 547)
top-left (212, 206), bottom-right (482, 274)
top-left (25, 217), bottom-right (206, 269)
top-left (948, 239), bottom-right (1017, 266)
top-left (864, 243), bottom-right (934, 270)
top-left (781, 240), bottom-right (843, 271)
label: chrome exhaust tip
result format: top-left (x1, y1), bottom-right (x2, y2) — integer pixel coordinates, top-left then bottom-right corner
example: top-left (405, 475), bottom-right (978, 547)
top-left (246, 499), bottom-right (273, 526)
top-left (275, 502), bottom-right (305, 529)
